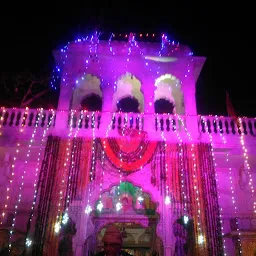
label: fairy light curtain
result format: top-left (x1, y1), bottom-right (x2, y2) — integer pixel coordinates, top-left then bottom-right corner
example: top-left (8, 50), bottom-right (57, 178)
top-left (31, 133), bottom-right (223, 256)
top-left (161, 142), bottom-right (223, 255)
top-left (31, 136), bottom-right (92, 256)
top-left (102, 136), bottom-right (223, 255)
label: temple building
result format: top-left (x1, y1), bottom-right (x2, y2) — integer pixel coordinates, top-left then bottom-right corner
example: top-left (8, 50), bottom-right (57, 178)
top-left (0, 32), bottom-right (256, 255)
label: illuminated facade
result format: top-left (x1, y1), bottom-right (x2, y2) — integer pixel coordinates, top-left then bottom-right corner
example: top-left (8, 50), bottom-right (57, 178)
top-left (0, 33), bottom-right (256, 256)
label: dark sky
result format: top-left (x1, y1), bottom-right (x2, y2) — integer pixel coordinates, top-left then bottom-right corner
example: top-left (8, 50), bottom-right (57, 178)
top-left (0, 2), bottom-right (254, 116)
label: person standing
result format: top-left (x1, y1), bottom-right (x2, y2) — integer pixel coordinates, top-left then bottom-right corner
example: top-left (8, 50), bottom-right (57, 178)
top-left (95, 225), bottom-right (132, 256)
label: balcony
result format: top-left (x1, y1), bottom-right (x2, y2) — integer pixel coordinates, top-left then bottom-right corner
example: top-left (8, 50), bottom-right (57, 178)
top-left (0, 108), bottom-right (256, 147)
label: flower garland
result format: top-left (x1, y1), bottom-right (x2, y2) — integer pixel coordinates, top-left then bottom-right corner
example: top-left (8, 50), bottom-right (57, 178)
top-left (100, 131), bottom-right (158, 172)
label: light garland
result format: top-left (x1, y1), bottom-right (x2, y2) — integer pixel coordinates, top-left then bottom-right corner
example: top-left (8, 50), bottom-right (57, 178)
top-left (19, 107), bottom-right (30, 133)
top-left (0, 142), bottom-right (20, 225)
top-left (0, 107), bottom-right (6, 137)
top-left (0, 107), bottom-right (31, 224)
top-left (214, 115), bottom-right (242, 255)
top-left (116, 113), bottom-right (128, 212)
top-left (54, 109), bottom-right (74, 233)
top-left (169, 114), bottom-right (187, 214)
top-left (63, 110), bottom-right (84, 219)
top-left (85, 112), bottom-right (96, 215)
top-left (238, 117), bottom-right (255, 214)
top-left (138, 113), bottom-right (144, 170)
top-left (23, 109), bottom-right (55, 248)
top-left (9, 108), bottom-right (43, 251)
top-left (156, 114), bottom-right (170, 204)
top-left (29, 110), bottom-right (55, 213)
top-left (177, 114), bottom-right (204, 246)
top-left (201, 116), bottom-right (227, 255)
top-left (97, 113), bottom-right (115, 212)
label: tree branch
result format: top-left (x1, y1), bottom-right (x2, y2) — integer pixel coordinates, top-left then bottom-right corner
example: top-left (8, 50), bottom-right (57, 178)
top-left (20, 88), bottom-right (50, 108)
top-left (20, 81), bottom-right (35, 106)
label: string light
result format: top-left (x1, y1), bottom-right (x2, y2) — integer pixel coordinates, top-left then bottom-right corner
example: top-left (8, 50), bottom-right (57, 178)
top-left (138, 113), bottom-right (144, 170)
top-left (85, 112), bottom-right (96, 214)
top-left (0, 107), bottom-right (6, 136)
top-left (19, 107), bottom-right (29, 133)
top-left (63, 110), bottom-right (84, 217)
top-left (169, 114), bottom-right (187, 215)
top-left (0, 108), bottom-right (34, 224)
top-left (238, 117), bottom-right (255, 214)
top-left (214, 116), bottom-right (242, 255)
top-left (97, 113), bottom-right (115, 212)
top-left (50, 31), bottom-right (183, 92)
top-left (9, 108), bottom-right (43, 250)
top-left (201, 116), bottom-right (227, 255)
top-left (156, 113), bottom-right (170, 204)
top-left (115, 113), bottom-right (128, 212)
top-left (176, 114), bottom-right (204, 245)
top-left (0, 140), bottom-right (21, 225)
top-left (25, 110), bottom-right (55, 230)
top-left (54, 109), bottom-right (74, 233)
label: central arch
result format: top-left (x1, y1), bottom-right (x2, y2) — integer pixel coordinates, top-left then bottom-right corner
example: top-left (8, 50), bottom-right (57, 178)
top-left (84, 182), bottom-right (163, 255)
top-left (154, 74), bottom-right (184, 114)
top-left (113, 73), bottom-right (144, 113)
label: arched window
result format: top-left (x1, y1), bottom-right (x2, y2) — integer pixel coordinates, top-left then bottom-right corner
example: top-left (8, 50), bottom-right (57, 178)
top-left (154, 74), bottom-right (184, 115)
top-left (117, 96), bottom-right (140, 113)
top-left (154, 98), bottom-right (175, 114)
top-left (80, 93), bottom-right (102, 111)
top-left (113, 72), bottom-right (144, 113)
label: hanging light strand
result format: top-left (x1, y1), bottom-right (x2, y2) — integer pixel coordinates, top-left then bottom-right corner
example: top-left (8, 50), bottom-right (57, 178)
top-left (25, 110), bottom-right (55, 241)
top-left (177, 114), bottom-right (203, 245)
top-left (98, 113), bottom-right (115, 211)
top-left (215, 116), bottom-right (242, 255)
top-left (9, 108), bottom-right (43, 250)
top-left (238, 117), bottom-right (255, 213)
top-left (0, 108), bottom-right (31, 224)
top-left (63, 110), bottom-right (84, 216)
top-left (85, 112), bottom-right (96, 215)
top-left (54, 109), bottom-right (74, 233)
top-left (201, 116), bottom-right (227, 255)
top-left (170, 114), bottom-right (186, 214)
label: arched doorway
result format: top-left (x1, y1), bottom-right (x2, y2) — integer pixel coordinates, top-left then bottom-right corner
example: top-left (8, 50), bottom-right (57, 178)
top-left (84, 182), bottom-right (163, 255)
top-left (95, 222), bottom-right (162, 256)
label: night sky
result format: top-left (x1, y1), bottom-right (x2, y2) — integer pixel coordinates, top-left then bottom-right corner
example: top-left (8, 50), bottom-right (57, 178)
top-left (0, 2), bottom-right (254, 116)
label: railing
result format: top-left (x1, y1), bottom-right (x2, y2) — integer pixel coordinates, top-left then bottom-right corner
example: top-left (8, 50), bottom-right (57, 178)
top-left (199, 115), bottom-right (256, 137)
top-left (67, 111), bottom-right (189, 133)
top-left (1, 108), bottom-right (256, 138)
top-left (0, 108), bottom-right (55, 129)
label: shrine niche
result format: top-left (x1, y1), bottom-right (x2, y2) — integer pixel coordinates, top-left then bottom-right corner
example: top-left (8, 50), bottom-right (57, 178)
top-left (93, 182), bottom-right (158, 216)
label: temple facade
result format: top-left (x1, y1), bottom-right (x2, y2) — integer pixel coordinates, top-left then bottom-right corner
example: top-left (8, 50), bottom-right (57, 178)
top-left (0, 33), bottom-right (256, 256)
